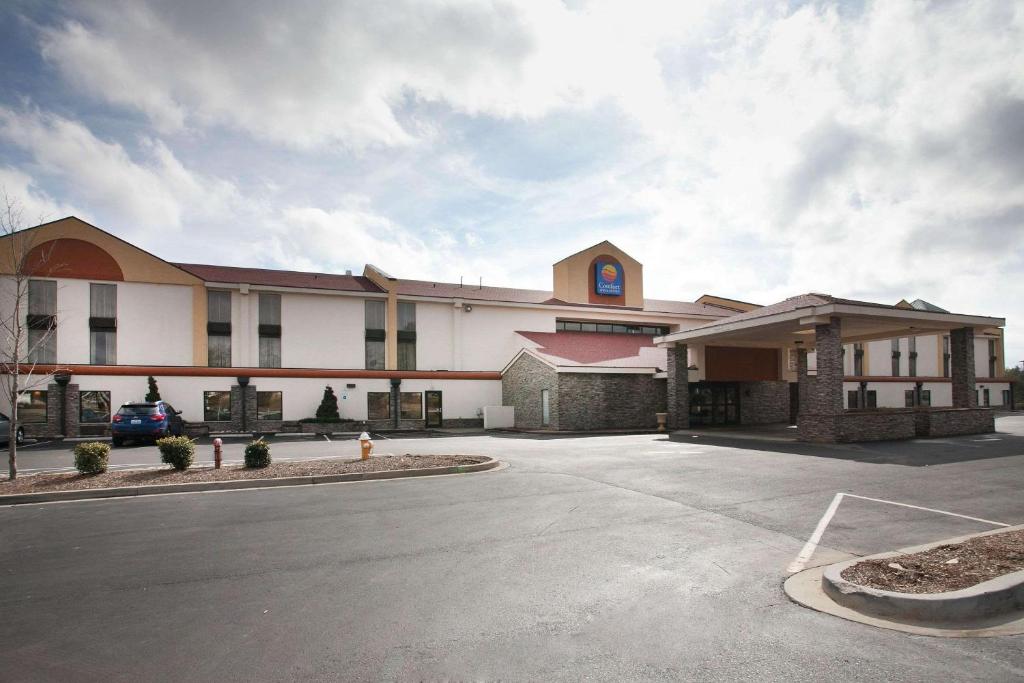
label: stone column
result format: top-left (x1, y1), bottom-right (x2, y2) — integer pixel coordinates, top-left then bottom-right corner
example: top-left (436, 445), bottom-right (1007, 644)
top-left (666, 343), bottom-right (690, 430)
top-left (46, 383), bottom-right (63, 438)
top-left (950, 327), bottom-right (977, 408)
top-left (390, 378), bottom-right (401, 429)
top-left (230, 383), bottom-right (257, 433)
top-left (63, 383), bottom-right (80, 438)
top-left (813, 317), bottom-right (844, 416)
top-left (796, 346), bottom-right (809, 418)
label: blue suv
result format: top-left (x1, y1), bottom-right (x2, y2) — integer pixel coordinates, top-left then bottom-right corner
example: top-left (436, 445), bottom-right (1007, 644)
top-left (111, 401), bottom-right (184, 446)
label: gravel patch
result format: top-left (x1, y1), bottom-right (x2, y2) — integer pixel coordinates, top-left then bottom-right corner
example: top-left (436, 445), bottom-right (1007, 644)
top-left (841, 529), bottom-right (1024, 594)
top-left (0, 455), bottom-right (487, 494)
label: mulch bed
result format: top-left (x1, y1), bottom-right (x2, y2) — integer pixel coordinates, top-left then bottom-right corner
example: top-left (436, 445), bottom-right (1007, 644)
top-left (0, 455), bottom-right (487, 494)
top-left (840, 529), bottom-right (1024, 594)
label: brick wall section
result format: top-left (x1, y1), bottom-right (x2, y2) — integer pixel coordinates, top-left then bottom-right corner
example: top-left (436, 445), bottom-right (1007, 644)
top-left (230, 385), bottom-right (257, 433)
top-left (666, 343), bottom-right (689, 429)
top-left (950, 327), bottom-right (977, 407)
top-left (557, 373), bottom-right (666, 430)
top-left (739, 381), bottom-right (790, 424)
top-left (63, 384), bottom-right (80, 438)
top-left (800, 409), bottom-right (917, 443)
top-left (918, 407), bottom-right (994, 437)
top-left (45, 383), bottom-right (63, 437)
top-left (502, 353), bottom-right (558, 429)
top-left (796, 347), bottom-right (812, 417)
top-left (813, 317), bottom-right (844, 415)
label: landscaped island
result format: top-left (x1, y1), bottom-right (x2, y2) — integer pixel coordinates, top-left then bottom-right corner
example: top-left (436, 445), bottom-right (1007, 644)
top-left (0, 455), bottom-right (490, 495)
top-left (840, 529), bottom-right (1024, 594)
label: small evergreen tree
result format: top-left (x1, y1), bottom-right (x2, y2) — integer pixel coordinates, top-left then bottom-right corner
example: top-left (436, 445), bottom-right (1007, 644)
top-left (145, 375), bottom-right (161, 402)
top-left (315, 385), bottom-right (341, 420)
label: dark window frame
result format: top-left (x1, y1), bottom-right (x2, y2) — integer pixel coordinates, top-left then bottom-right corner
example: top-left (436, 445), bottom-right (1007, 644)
top-left (203, 391), bottom-right (232, 422)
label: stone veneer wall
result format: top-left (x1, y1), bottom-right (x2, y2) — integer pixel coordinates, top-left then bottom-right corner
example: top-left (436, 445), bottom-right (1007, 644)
top-left (666, 344), bottom-right (689, 429)
top-left (556, 373), bottom-right (666, 431)
top-left (916, 407), bottom-right (994, 437)
top-left (800, 409), bottom-right (918, 443)
top-left (739, 381), bottom-right (790, 424)
top-left (502, 353), bottom-right (559, 429)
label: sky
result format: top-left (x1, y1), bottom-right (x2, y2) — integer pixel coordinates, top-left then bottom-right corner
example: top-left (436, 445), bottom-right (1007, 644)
top-left (0, 0), bottom-right (1022, 365)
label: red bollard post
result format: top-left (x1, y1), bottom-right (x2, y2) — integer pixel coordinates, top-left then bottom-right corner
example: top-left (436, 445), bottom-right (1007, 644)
top-left (213, 437), bottom-right (222, 469)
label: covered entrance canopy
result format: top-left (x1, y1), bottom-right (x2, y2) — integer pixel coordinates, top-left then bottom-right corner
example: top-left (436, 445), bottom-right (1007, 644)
top-left (655, 294), bottom-right (1004, 443)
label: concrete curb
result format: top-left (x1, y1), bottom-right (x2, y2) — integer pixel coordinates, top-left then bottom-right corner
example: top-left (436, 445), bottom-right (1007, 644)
top-left (0, 457), bottom-right (501, 506)
top-left (821, 524), bottom-right (1024, 624)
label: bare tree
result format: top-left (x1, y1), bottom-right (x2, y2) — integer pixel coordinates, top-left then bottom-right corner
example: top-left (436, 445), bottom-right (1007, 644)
top-left (0, 191), bottom-right (58, 480)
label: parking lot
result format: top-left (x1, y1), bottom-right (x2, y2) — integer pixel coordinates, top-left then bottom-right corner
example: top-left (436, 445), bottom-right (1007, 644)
top-left (2, 417), bottom-right (1023, 680)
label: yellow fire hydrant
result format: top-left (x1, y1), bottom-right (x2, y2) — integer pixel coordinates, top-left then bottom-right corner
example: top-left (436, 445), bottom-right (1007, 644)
top-left (359, 431), bottom-right (373, 460)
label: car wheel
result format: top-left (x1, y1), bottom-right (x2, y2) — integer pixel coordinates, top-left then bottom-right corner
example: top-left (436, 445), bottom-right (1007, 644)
top-left (15, 427), bottom-right (24, 445)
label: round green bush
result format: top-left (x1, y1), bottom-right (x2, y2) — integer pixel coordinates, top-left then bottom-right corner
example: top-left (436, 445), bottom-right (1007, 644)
top-left (73, 442), bottom-right (110, 475)
top-left (244, 440), bottom-right (271, 469)
top-left (156, 436), bottom-right (195, 471)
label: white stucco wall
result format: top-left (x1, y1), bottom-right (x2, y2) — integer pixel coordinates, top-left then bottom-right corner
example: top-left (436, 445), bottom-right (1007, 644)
top-left (458, 304), bottom-right (555, 371)
top-left (413, 301), bottom-right (454, 370)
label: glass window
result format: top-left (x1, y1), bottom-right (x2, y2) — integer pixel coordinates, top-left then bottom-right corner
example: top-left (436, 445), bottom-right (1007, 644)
top-left (365, 300), bottom-right (386, 330)
top-left (581, 323), bottom-right (597, 332)
top-left (203, 391), bottom-right (232, 422)
top-left (920, 390), bottom-right (931, 407)
top-left (853, 343), bottom-right (864, 376)
top-left (259, 337), bottom-right (281, 369)
top-left (563, 321), bottom-right (581, 331)
top-left (208, 334), bottom-right (231, 368)
top-left (596, 324), bottom-right (612, 333)
top-left (17, 391), bottom-right (47, 423)
top-left (904, 390), bottom-right (915, 407)
top-left (365, 340), bottom-right (385, 371)
top-left (400, 392), bottom-right (422, 419)
top-left (208, 290), bottom-right (232, 323)
top-left (988, 339), bottom-right (997, 377)
top-left (908, 337), bottom-right (917, 377)
top-left (28, 280), bottom-right (56, 315)
top-left (866, 391), bottom-right (877, 408)
top-left (91, 330), bottom-right (116, 365)
top-left (397, 302), bottom-right (416, 331)
top-left (983, 388), bottom-right (990, 407)
top-left (397, 341), bottom-right (416, 371)
top-left (27, 280), bottom-right (57, 364)
top-left (1003, 389), bottom-right (1011, 406)
top-left (80, 391), bottom-right (111, 424)
top-left (891, 339), bottom-right (900, 377)
top-left (942, 335), bottom-right (950, 377)
top-left (28, 328), bottom-right (56, 364)
top-left (612, 325), bottom-right (628, 334)
top-left (90, 283), bottom-right (116, 318)
top-left (847, 390), bottom-right (860, 409)
top-left (368, 392), bottom-right (390, 420)
top-left (259, 292), bottom-right (281, 325)
top-left (257, 391), bottom-right (283, 420)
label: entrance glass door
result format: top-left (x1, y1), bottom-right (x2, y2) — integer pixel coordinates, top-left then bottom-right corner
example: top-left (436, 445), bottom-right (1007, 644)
top-left (425, 391), bottom-right (443, 427)
top-left (689, 382), bottom-right (739, 426)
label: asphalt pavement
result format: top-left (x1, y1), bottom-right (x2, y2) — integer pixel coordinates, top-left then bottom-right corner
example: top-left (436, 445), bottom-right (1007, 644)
top-left (2, 417), bottom-right (1023, 681)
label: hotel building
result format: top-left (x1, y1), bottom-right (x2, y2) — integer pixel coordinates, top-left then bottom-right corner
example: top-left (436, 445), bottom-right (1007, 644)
top-left (0, 217), bottom-right (1010, 442)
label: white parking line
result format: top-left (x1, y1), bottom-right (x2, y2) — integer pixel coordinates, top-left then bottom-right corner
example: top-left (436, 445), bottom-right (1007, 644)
top-left (786, 492), bottom-right (1010, 574)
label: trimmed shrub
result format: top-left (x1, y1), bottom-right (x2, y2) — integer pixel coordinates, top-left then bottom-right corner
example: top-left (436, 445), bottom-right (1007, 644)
top-left (315, 385), bottom-right (341, 420)
top-left (157, 436), bottom-right (194, 471)
top-left (145, 375), bottom-right (161, 402)
top-left (74, 442), bottom-right (110, 475)
top-left (244, 439), bottom-right (272, 469)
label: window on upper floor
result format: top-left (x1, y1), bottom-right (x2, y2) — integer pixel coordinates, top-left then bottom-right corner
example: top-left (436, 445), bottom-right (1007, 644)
top-left (258, 293), bottom-right (281, 368)
top-left (942, 335), bottom-right (951, 377)
top-left (207, 290), bottom-right (232, 368)
top-left (26, 279), bottom-right (57, 364)
top-left (908, 336), bottom-right (917, 378)
top-left (397, 302), bottom-right (416, 371)
top-left (853, 343), bottom-right (864, 376)
top-left (365, 300), bottom-right (386, 370)
top-left (987, 339), bottom-right (997, 377)
top-left (556, 320), bottom-right (669, 336)
top-left (891, 338), bottom-right (901, 377)
top-left (89, 283), bottom-right (117, 365)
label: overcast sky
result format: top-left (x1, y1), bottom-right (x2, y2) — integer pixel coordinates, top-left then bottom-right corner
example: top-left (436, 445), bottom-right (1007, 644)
top-left (1, 1), bottom-right (1022, 364)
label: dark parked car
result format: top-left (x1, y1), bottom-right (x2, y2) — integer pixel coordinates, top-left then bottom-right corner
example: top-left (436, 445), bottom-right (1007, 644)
top-left (111, 401), bottom-right (184, 446)
top-left (0, 412), bottom-right (25, 447)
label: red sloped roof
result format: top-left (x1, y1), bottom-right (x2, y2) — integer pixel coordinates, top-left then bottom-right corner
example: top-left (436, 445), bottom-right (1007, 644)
top-left (516, 330), bottom-right (666, 368)
top-left (173, 263), bottom-right (383, 293)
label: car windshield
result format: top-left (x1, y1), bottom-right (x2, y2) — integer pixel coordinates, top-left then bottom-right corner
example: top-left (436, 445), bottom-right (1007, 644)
top-left (117, 405), bottom-right (161, 416)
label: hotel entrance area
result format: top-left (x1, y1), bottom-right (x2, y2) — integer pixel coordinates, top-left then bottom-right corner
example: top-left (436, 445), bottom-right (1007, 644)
top-left (688, 382), bottom-right (740, 426)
